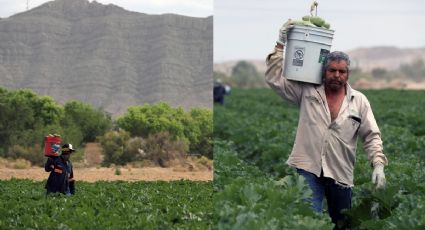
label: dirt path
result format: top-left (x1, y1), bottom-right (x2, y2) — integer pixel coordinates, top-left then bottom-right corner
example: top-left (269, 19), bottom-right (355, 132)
top-left (0, 167), bottom-right (212, 182)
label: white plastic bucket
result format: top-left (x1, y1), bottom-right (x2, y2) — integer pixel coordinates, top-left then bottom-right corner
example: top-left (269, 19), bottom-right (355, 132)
top-left (283, 25), bottom-right (334, 84)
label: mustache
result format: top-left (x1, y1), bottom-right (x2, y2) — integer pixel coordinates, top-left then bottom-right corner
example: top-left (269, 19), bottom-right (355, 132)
top-left (326, 79), bottom-right (343, 85)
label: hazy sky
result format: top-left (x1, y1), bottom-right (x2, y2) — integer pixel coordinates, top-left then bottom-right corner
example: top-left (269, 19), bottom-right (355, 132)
top-left (2, 0), bottom-right (424, 63)
top-left (0, 0), bottom-right (213, 18)
top-left (214, 0), bottom-right (425, 62)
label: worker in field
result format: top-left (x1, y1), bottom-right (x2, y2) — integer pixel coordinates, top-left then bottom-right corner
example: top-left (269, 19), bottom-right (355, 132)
top-left (45, 144), bottom-right (76, 196)
top-left (214, 79), bottom-right (231, 105)
top-left (265, 20), bottom-right (388, 230)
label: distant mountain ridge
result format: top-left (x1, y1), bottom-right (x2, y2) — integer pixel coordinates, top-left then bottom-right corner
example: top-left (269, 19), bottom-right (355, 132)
top-left (346, 46), bottom-right (425, 72)
top-left (214, 46), bottom-right (425, 75)
top-left (0, 0), bottom-right (213, 116)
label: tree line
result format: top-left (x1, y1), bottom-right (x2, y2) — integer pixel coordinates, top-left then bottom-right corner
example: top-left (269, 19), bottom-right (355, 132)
top-left (214, 61), bottom-right (266, 88)
top-left (0, 87), bottom-right (212, 166)
top-left (215, 58), bottom-right (425, 89)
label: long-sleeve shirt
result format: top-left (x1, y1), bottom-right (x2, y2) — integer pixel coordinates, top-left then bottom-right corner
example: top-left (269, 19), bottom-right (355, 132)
top-left (45, 156), bottom-right (75, 195)
top-left (265, 46), bottom-right (388, 186)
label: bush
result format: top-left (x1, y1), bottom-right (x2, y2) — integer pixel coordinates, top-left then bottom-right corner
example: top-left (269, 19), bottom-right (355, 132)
top-left (0, 157), bottom-right (32, 169)
top-left (123, 137), bottom-right (144, 163)
top-left (187, 108), bottom-right (213, 158)
top-left (13, 158), bottom-right (32, 169)
top-left (117, 103), bottom-right (187, 139)
top-left (6, 144), bottom-right (44, 166)
top-left (99, 130), bottom-right (188, 167)
top-left (117, 103), bottom-right (213, 158)
top-left (139, 132), bottom-right (188, 167)
top-left (115, 167), bottom-right (121, 175)
top-left (0, 88), bottom-right (64, 148)
top-left (0, 87), bottom-right (103, 158)
top-left (98, 130), bottom-right (131, 166)
top-left (231, 61), bottom-right (266, 88)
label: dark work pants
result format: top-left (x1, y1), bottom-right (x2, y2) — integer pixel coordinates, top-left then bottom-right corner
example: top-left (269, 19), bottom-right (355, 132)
top-left (297, 168), bottom-right (352, 230)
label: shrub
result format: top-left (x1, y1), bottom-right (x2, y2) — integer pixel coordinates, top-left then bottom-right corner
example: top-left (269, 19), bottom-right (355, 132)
top-left (13, 158), bottom-right (32, 169)
top-left (139, 132), bottom-right (188, 167)
top-left (6, 144), bottom-right (44, 166)
top-left (187, 108), bottom-right (213, 158)
top-left (98, 130), bottom-right (131, 166)
top-left (124, 137), bottom-right (144, 162)
top-left (115, 167), bottom-right (121, 175)
top-left (0, 157), bottom-right (32, 169)
top-left (117, 103), bottom-right (213, 158)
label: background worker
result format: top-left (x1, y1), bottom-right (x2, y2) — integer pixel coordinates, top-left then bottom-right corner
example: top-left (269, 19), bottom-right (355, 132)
top-left (214, 79), bottom-right (231, 105)
top-left (45, 143), bottom-right (76, 196)
top-left (265, 20), bottom-right (388, 229)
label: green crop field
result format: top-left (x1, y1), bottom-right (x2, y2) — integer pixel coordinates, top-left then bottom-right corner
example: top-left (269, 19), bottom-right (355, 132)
top-left (0, 179), bottom-right (212, 229)
top-left (214, 89), bottom-right (425, 229)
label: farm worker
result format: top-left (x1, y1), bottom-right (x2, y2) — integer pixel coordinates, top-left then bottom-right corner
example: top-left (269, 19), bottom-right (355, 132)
top-left (45, 143), bottom-right (76, 196)
top-left (265, 20), bottom-right (388, 229)
top-left (214, 79), bottom-right (230, 105)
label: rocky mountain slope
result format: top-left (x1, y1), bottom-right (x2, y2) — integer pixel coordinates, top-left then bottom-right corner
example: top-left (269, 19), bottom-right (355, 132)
top-left (0, 0), bottom-right (213, 116)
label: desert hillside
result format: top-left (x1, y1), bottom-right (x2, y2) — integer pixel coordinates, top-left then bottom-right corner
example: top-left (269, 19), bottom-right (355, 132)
top-left (214, 46), bottom-right (425, 89)
top-left (0, 0), bottom-right (213, 116)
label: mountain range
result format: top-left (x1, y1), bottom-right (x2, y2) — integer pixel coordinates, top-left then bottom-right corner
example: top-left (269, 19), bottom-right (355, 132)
top-left (0, 0), bottom-right (213, 116)
top-left (214, 46), bottom-right (425, 75)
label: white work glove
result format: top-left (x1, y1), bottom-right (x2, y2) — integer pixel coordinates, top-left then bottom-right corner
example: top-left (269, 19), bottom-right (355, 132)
top-left (372, 163), bottom-right (386, 189)
top-left (277, 19), bottom-right (294, 46)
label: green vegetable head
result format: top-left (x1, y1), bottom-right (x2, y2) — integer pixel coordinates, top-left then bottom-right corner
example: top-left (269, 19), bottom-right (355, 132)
top-left (302, 21), bottom-right (316, 27)
top-left (323, 22), bottom-right (330, 29)
top-left (292, 20), bottom-right (305, 26)
top-left (310, 16), bottom-right (325, 27)
top-left (302, 15), bottom-right (311, 21)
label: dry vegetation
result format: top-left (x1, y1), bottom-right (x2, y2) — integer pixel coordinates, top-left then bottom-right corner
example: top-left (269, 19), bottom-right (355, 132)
top-left (0, 142), bottom-right (213, 182)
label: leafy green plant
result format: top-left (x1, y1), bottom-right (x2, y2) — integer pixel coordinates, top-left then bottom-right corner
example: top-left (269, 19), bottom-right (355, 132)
top-left (214, 88), bottom-right (425, 229)
top-left (0, 179), bottom-right (212, 229)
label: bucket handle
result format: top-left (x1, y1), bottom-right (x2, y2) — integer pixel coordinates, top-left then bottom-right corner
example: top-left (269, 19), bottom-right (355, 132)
top-left (310, 1), bottom-right (318, 16)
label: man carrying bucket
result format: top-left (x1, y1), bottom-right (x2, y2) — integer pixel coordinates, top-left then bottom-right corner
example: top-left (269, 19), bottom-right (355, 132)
top-left (265, 20), bottom-right (388, 229)
top-left (45, 144), bottom-right (76, 196)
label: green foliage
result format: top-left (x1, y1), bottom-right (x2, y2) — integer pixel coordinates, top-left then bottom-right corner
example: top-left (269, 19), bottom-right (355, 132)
top-left (98, 130), bottom-right (131, 166)
top-left (214, 88), bottom-right (425, 228)
top-left (349, 67), bottom-right (372, 85)
top-left (214, 71), bottom-right (234, 86)
top-left (139, 132), bottom-right (188, 167)
top-left (63, 100), bottom-right (112, 142)
top-left (115, 167), bottom-right (122, 175)
top-left (117, 103), bottom-right (212, 158)
top-left (0, 86), bottom-right (211, 165)
top-left (0, 87), bottom-right (114, 164)
top-left (214, 141), bottom-right (333, 229)
top-left (117, 103), bottom-right (186, 138)
top-left (231, 61), bottom-right (266, 88)
top-left (6, 144), bottom-right (44, 166)
top-left (0, 179), bottom-right (212, 229)
top-left (371, 67), bottom-right (388, 79)
top-left (99, 130), bottom-right (189, 167)
top-left (399, 59), bottom-right (425, 81)
top-left (0, 88), bottom-right (64, 148)
top-left (187, 108), bottom-right (213, 158)
top-left (351, 58), bottom-right (425, 83)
